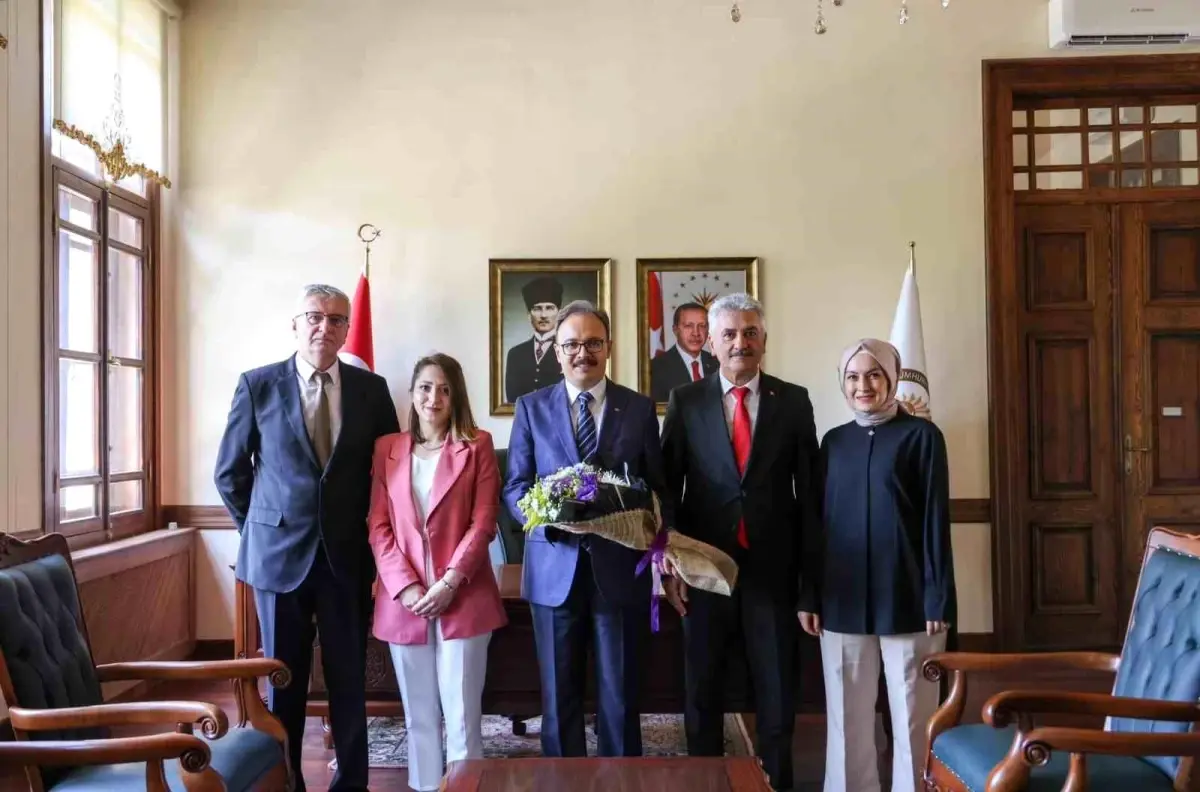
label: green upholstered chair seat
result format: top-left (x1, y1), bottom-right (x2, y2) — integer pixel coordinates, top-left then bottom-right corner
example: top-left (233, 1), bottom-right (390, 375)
top-left (932, 724), bottom-right (1174, 792)
top-left (47, 727), bottom-right (282, 792)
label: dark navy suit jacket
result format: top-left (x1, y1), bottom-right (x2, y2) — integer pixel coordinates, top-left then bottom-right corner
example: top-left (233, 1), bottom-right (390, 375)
top-left (214, 355), bottom-right (400, 594)
top-left (503, 379), bottom-right (670, 608)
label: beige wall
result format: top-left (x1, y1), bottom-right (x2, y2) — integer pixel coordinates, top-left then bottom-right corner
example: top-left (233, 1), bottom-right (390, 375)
top-left (1, 0), bottom-right (46, 716)
top-left (168, 0), bottom-right (1186, 638)
top-left (1, 0), bottom-right (44, 540)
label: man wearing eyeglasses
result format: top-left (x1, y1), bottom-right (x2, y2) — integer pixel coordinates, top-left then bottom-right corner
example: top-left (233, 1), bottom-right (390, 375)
top-left (214, 283), bottom-right (400, 792)
top-left (503, 300), bottom-right (671, 759)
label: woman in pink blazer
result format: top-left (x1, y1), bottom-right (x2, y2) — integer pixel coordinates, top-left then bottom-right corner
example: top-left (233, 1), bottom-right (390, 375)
top-left (367, 352), bottom-right (507, 791)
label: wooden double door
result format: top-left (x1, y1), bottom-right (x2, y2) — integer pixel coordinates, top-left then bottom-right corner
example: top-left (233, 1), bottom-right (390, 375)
top-left (1002, 199), bottom-right (1200, 649)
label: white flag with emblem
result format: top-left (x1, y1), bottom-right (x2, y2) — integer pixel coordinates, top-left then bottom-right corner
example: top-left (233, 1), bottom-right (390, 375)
top-left (888, 245), bottom-right (932, 420)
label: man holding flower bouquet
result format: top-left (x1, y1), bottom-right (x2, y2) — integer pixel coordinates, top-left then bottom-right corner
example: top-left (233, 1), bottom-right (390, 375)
top-left (503, 299), bottom-right (671, 759)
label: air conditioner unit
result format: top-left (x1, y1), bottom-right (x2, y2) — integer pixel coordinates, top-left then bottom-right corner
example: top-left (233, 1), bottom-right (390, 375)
top-left (1049, 0), bottom-right (1200, 48)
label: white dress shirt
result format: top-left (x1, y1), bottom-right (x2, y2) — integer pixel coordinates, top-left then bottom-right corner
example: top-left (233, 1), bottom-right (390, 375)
top-left (565, 378), bottom-right (607, 436)
top-left (719, 370), bottom-right (761, 439)
top-left (295, 355), bottom-right (343, 449)
top-left (676, 346), bottom-right (704, 381)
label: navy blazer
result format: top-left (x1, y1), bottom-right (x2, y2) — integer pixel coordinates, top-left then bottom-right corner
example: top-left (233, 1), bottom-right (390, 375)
top-left (818, 412), bottom-right (957, 635)
top-left (503, 379), bottom-right (669, 608)
top-left (661, 373), bottom-right (822, 609)
top-left (214, 355), bottom-right (400, 594)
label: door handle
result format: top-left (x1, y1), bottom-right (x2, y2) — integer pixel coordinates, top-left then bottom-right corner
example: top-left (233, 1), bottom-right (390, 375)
top-left (1124, 434), bottom-right (1151, 474)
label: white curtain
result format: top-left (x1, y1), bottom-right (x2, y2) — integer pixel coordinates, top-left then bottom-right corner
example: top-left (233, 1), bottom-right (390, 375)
top-left (58, 0), bottom-right (165, 173)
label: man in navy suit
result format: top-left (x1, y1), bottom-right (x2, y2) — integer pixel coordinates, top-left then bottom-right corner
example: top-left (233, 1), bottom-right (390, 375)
top-left (214, 284), bottom-right (400, 792)
top-left (504, 300), bottom-right (669, 758)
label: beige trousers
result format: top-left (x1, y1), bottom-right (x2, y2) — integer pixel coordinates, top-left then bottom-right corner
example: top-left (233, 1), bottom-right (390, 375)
top-left (820, 630), bottom-right (946, 792)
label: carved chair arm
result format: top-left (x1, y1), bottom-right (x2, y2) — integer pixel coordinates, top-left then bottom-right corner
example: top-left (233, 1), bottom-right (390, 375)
top-left (922, 651), bottom-right (1120, 677)
top-left (986, 727), bottom-right (1200, 792)
top-left (0, 732), bottom-right (210, 770)
top-left (1021, 726), bottom-right (1200, 760)
top-left (922, 652), bottom-right (1120, 740)
top-left (95, 658), bottom-right (291, 688)
top-left (985, 690), bottom-right (1200, 730)
top-left (9, 701), bottom-right (228, 739)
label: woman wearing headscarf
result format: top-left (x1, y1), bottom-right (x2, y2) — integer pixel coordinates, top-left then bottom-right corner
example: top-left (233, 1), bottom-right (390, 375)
top-left (802, 338), bottom-right (956, 792)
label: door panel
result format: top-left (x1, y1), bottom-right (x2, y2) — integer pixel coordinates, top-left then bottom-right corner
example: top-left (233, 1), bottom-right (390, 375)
top-left (1119, 203), bottom-right (1200, 616)
top-left (1015, 203), bottom-right (1123, 648)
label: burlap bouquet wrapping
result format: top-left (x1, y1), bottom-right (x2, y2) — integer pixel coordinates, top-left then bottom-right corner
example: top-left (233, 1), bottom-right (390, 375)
top-left (545, 493), bottom-right (738, 596)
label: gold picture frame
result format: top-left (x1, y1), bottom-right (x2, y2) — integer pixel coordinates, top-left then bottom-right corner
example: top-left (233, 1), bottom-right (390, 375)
top-left (489, 258), bottom-right (613, 416)
top-left (636, 257), bottom-right (760, 413)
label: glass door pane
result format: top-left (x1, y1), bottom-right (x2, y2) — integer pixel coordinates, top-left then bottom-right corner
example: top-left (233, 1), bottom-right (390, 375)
top-left (108, 363), bottom-right (143, 476)
top-left (59, 484), bottom-right (98, 522)
top-left (58, 230), bottom-right (99, 354)
top-left (59, 359), bottom-right (99, 477)
top-left (108, 247), bottom-right (143, 360)
top-left (109, 480), bottom-right (142, 514)
top-left (58, 185), bottom-right (98, 230)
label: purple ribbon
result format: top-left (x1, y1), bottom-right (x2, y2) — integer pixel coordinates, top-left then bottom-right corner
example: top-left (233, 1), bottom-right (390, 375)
top-left (635, 529), bottom-right (670, 633)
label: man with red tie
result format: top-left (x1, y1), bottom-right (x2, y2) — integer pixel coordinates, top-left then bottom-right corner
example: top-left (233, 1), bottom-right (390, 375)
top-left (660, 293), bottom-right (822, 792)
top-left (649, 302), bottom-right (720, 402)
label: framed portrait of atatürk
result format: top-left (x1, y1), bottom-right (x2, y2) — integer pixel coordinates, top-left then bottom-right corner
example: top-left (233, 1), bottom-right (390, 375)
top-left (636, 257), bottom-right (760, 412)
top-left (489, 258), bottom-right (613, 416)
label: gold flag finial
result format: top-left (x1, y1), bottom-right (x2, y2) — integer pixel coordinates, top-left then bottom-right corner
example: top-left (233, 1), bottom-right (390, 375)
top-left (908, 240), bottom-right (916, 276)
top-left (357, 224), bottom-right (381, 279)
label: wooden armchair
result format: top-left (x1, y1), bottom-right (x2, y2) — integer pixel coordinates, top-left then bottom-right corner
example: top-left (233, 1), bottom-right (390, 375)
top-left (922, 526), bottom-right (1200, 792)
top-left (0, 533), bottom-right (293, 792)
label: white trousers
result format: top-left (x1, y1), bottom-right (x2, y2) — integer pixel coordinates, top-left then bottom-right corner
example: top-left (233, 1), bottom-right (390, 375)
top-left (820, 630), bottom-right (946, 792)
top-left (388, 621), bottom-right (491, 792)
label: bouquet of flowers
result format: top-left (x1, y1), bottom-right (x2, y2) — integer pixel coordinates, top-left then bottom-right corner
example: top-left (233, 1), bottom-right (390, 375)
top-left (517, 463), bottom-right (739, 604)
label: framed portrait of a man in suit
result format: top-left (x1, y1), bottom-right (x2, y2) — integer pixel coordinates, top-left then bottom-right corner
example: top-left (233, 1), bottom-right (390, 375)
top-left (490, 258), bottom-right (613, 415)
top-left (637, 257), bottom-right (760, 412)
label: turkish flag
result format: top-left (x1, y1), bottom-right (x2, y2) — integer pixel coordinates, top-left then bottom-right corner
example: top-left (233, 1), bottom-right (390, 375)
top-left (340, 270), bottom-right (374, 371)
top-left (648, 271), bottom-right (665, 358)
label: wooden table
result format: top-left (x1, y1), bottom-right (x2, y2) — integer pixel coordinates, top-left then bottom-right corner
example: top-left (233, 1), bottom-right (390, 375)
top-left (440, 757), bottom-right (773, 791)
top-left (234, 563), bottom-right (828, 741)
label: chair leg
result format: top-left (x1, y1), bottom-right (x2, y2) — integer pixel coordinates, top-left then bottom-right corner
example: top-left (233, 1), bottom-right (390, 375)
top-left (322, 716), bottom-right (334, 750)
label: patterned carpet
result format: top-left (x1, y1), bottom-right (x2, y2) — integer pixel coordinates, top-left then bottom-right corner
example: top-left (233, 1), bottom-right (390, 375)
top-left (355, 713), bottom-right (752, 768)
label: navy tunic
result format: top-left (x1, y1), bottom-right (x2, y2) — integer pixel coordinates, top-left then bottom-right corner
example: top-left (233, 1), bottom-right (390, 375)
top-left (817, 410), bottom-right (956, 635)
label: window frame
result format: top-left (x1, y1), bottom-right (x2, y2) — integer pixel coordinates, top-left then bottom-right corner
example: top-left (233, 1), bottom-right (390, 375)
top-left (42, 157), bottom-right (161, 550)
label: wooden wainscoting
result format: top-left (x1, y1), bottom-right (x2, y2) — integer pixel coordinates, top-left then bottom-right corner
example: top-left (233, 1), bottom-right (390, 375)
top-left (72, 527), bottom-right (197, 700)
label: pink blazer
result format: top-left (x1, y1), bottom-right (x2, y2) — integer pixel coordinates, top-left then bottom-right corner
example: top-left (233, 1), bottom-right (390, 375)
top-left (367, 430), bottom-right (508, 645)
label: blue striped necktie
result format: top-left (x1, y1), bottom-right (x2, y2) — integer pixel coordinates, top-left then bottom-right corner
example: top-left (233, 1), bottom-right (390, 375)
top-left (576, 391), bottom-right (598, 463)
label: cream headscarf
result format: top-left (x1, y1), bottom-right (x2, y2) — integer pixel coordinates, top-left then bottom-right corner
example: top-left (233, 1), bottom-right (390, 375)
top-left (838, 338), bottom-right (902, 427)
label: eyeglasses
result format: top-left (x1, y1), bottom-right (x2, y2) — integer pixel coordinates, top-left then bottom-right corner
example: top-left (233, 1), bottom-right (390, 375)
top-left (558, 339), bottom-right (606, 355)
top-left (296, 311), bottom-right (349, 329)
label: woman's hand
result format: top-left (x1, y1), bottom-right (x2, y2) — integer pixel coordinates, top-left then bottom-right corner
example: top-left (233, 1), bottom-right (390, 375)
top-left (398, 583), bottom-right (426, 610)
top-left (926, 620), bottom-right (949, 635)
top-left (411, 579), bottom-right (457, 619)
top-left (798, 611), bottom-right (822, 637)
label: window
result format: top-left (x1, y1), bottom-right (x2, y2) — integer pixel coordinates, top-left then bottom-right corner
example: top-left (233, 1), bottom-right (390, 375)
top-left (45, 0), bottom-right (169, 547)
top-left (47, 169), bottom-right (157, 546)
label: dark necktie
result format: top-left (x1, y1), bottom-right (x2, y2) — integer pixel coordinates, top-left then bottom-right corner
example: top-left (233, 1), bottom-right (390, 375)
top-left (691, 359), bottom-right (702, 381)
top-left (576, 391), bottom-right (598, 463)
top-left (732, 386), bottom-right (751, 548)
top-left (312, 371), bottom-right (333, 467)
top-left (535, 337), bottom-right (550, 364)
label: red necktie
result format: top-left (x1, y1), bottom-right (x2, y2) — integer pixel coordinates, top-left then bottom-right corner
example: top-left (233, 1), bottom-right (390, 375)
top-left (691, 360), bottom-right (701, 381)
top-left (732, 386), bottom-right (751, 548)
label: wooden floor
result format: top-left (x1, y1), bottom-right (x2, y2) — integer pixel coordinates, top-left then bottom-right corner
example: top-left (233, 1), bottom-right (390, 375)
top-left (0, 661), bottom-right (1111, 792)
